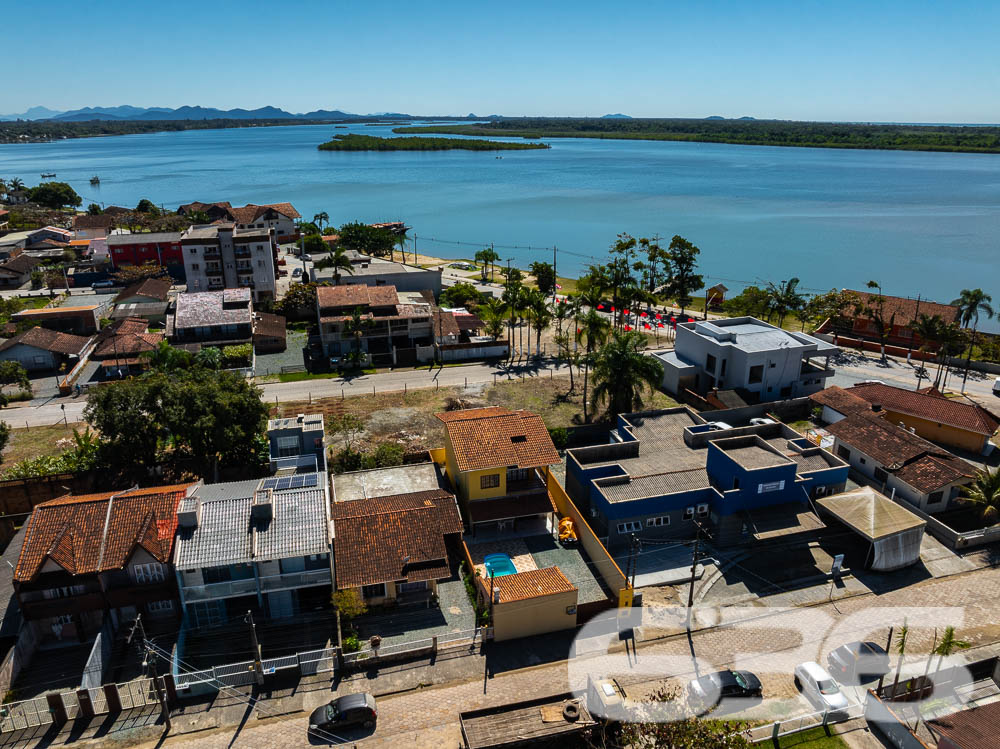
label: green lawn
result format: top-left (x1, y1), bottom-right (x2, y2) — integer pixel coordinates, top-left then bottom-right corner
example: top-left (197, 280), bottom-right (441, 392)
top-left (277, 368), bottom-right (376, 383)
top-left (15, 297), bottom-right (53, 310)
top-left (773, 726), bottom-right (848, 748)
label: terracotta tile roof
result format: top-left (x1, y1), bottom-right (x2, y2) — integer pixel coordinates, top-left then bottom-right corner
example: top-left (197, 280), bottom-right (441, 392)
top-left (0, 254), bottom-right (40, 275)
top-left (434, 309), bottom-right (460, 337)
top-left (847, 290), bottom-right (959, 326)
top-left (253, 312), bottom-right (286, 340)
top-left (928, 700), bottom-right (1000, 748)
top-left (72, 214), bottom-right (114, 230)
top-left (827, 413), bottom-right (973, 492)
top-left (178, 201), bottom-right (233, 214)
top-left (0, 327), bottom-right (91, 356)
top-left (894, 454), bottom-right (974, 494)
top-left (14, 483), bottom-right (196, 582)
top-left (332, 492), bottom-right (462, 589)
top-left (453, 311), bottom-right (484, 332)
top-left (809, 386), bottom-right (872, 416)
top-left (848, 383), bottom-right (1000, 437)
top-left (316, 284), bottom-right (399, 309)
top-left (115, 277), bottom-right (172, 304)
top-left (228, 203), bottom-right (302, 224)
top-left (437, 408), bottom-right (560, 473)
top-left (94, 319), bottom-right (163, 358)
top-left (492, 567), bottom-right (575, 603)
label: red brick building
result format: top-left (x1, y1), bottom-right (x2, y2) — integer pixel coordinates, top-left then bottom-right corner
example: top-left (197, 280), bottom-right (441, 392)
top-left (106, 231), bottom-right (184, 270)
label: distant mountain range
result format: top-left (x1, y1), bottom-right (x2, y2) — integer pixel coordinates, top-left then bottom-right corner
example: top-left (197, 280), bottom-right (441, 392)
top-left (0, 105), bottom-right (429, 122)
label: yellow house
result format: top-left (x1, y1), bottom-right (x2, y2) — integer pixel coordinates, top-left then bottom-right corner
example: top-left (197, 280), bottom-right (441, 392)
top-left (436, 407), bottom-right (561, 536)
top-left (847, 383), bottom-right (999, 454)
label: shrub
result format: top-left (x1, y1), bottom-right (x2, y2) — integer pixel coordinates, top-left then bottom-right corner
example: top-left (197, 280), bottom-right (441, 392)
top-left (331, 589), bottom-right (368, 620)
top-left (221, 343), bottom-right (252, 367)
top-left (548, 426), bottom-right (568, 449)
top-left (342, 633), bottom-right (361, 653)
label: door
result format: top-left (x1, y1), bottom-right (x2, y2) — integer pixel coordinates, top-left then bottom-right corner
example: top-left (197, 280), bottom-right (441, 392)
top-left (268, 590), bottom-right (295, 619)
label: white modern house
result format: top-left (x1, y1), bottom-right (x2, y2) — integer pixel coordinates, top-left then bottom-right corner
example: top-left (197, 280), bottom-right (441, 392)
top-left (653, 317), bottom-right (838, 402)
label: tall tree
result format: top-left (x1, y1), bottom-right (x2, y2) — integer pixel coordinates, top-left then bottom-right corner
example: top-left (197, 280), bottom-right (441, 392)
top-left (857, 280), bottom-right (897, 361)
top-left (335, 221), bottom-right (396, 258)
top-left (960, 467), bottom-right (1000, 524)
top-left (481, 247), bottom-right (500, 281)
top-left (528, 289), bottom-right (552, 355)
top-left (478, 298), bottom-right (506, 340)
top-left (342, 306), bottom-right (374, 367)
top-left (765, 277), bottom-right (806, 327)
top-left (951, 288), bottom-right (995, 393)
top-left (314, 246), bottom-right (354, 285)
top-left (589, 331), bottom-right (664, 420)
top-left (912, 313), bottom-right (944, 389)
top-left (474, 249), bottom-right (490, 282)
top-left (29, 181), bottom-right (82, 209)
top-left (663, 235), bottom-right (704, 317)
top-left (312, 211), bottom-right (330, 230)
top-left (933, 626), bottom-right (970, 676)
top-left (577, 309), bottom-right (611, 422)
top-left (529, 261), bottom-right (556, 297)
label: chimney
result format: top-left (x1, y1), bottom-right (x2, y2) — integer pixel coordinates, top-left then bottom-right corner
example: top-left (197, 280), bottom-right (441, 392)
top-left (252, 488), bottom-right (273, 521)
top-left (177, 497), bottom-right (200, 528)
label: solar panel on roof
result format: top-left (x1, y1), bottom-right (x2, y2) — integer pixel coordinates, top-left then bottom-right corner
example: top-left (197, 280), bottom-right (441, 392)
top-left (290, 475), bottom-right (304, 488)
top-left (261, 478), bottom-right (278, 490)
top-left (302, 475), bottom-right (317, 488)
top-left (276, 477), bottom-right (293, 491)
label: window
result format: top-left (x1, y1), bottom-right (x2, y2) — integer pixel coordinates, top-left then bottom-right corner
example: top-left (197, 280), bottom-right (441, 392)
top-left (132, 562), bottom-right (166, 584)
top-left (54, 614), bottom-right (74, 626)
top-left (191, 263), bottom-right (199, 270)
top-left (769, 362), bottom-right (776, 368)
top-left (147, 600), bottom-right (174, 614)
top-left (757, 480), bottom-right (785, 494)
top-left (928, 491), bottom-right (944, 504)
top-left (189, 248), bottom-right (198, 254)
top-left (732, 477), bottom-right (740, 490)
top-left (362, 583), bottom-right (386, 599)
top-left (646, 516), bottom-right (669, 527)
top-left (276, 435), bottom-right (300, 457)
top-left (860, 457), bottom-right (866, 465)
top-left (696, 503), bottom-right (709, 517)
top-left (398, 581), bottom-right (427, 593)
top-left (33, 355), bottom-right (47, 365)
top-left (705, 353), bottom-right (717, 374)
top-left (507, 467), bottom-right (529, 482)
top-left (874, 468), bottom-right (889, 484)
top-left (480, 474), bottom-right (500, 489)
top-left (683, 507), bottom-right (695, 521)
top-left (617, 521), bottom-right (642, 534)
top-left (836, 445), bottom-right (850, 461)
top-left (748, 365), bottom-right (764, 384)
top-left (720, 359), bottom-right (727, 377)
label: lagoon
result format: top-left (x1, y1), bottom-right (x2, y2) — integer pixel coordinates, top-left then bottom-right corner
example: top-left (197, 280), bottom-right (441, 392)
top-left (2, 121), bottom-right (998, 305)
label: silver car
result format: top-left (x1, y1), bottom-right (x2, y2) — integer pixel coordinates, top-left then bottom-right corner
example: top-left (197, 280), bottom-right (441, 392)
top-left (794, 661), bottom-right (850, 719)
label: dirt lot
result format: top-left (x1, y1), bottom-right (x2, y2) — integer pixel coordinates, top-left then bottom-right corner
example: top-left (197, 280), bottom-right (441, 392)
top-left (274, 375), bottom-right (680, 453)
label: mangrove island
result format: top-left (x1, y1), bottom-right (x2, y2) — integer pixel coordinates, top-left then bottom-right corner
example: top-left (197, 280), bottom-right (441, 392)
top-left (317, 134), bottom-right (550, 151)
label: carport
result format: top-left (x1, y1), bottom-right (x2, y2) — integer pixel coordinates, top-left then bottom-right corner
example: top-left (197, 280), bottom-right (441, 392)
top-left (816, 487), bottom-right (926, 572)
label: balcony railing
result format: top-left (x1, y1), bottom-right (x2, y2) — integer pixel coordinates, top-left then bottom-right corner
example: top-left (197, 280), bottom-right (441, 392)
top-left (182, 577), bottom-right (258, 602)
top-left (203, 250), bottom-right (221, 260)
top-left (259, 569), bottom-right (330, 593)
top-left (505, 474), bottom-right (547, 496)
top-left (181, 569), bottom-right (330, 602)
top-left (234, 247), bottom-right (252, 258)
top-left (205, 267), bottom-right (224, 276)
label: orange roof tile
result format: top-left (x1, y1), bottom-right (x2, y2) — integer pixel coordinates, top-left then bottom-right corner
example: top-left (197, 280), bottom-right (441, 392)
top-left (848, 382), bottom-right (1000, 437)
top-left (437, 407), bottom-right (560, 473)
top-left (492, 567), bottom-right (576, 603)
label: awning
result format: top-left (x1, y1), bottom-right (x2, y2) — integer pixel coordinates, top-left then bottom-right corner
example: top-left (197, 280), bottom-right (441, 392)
top-left (469, 493), bottom-right (556, 524)
top-left (816, 487), bottom-right (925, 540)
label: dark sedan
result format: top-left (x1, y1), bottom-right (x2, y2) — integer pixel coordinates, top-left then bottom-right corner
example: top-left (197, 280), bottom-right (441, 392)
top-left (687, 670), bottom-right (762, 712)
top-left (308, 692), bottom-right (377, 735)
top-left (827, 641), bottom-right (891, 685)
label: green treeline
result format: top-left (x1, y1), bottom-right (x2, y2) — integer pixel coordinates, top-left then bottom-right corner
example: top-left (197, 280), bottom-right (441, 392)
top-left (317, 134), bottom-right (550, 151)
top-left (394, 118), bottom-right (1000, 154)
top-left (0, 119), bottom-right (333, 144)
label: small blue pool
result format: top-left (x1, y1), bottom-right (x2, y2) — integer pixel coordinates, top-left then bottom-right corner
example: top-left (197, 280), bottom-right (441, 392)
top-left (483, 553), bottom-right (518, 578)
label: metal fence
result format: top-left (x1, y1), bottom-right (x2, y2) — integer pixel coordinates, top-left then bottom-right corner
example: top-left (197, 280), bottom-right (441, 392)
top-left (342, 626), bottom-right (491, 666)
top-left (0, 695), bottom-right (53, 732)
top-left (748, 702), bottom-right (865, 743)
top-left (298, 648), bottom-right (336, 676)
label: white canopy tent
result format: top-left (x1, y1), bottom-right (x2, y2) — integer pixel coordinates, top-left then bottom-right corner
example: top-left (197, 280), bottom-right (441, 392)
top-left (816, 487), bottom-right (926, 572)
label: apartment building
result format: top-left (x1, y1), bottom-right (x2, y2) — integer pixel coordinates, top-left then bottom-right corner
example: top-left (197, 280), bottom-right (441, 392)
top-left (181, 223), bottom-right (277, 302)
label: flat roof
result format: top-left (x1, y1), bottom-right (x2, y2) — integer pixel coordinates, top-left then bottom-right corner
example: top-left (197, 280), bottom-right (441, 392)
top-left (721, 443), bottom-right (794, 470)
top-left (12, 305), bottom-right (98, 316)
top-left (333, 462), bottom-right (442, 502)
top-left (683, 317), bottom-right (838, 354)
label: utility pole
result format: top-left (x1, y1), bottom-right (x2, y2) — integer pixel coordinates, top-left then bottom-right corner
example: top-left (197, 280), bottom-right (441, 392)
top-left (907, 294), bottom-right (921, 364)
top-left (245, 610), bottom-right (264, 686)
top-left (552, 245), bottom-right (558, 305)
top-left (506, 257), bottom-right (514, 361)
top-left (629, 534), bottom-right (639, 589)
top-left (145, 644), bottom-right (172, 730)
top-left (412, 233), bottom-right (417, 265)
top-left (686, 522), bottom-right (702, 628)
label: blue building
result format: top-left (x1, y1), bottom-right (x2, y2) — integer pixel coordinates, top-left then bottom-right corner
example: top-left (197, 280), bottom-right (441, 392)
top-left (565, 408), bottom-right (848, 550)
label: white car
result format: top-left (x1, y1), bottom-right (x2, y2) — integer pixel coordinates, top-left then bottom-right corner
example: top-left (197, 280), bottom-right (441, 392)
top-left (993, 377), bottom-right (1000, 396)
top-left (749, 417), bottom-right (776, 426)
top-left (292, 268), bottom-right (303, 277)
top-left (794, 661), bottom-right (850, 719)
top-left (705, 421), bottom-right (734, 431)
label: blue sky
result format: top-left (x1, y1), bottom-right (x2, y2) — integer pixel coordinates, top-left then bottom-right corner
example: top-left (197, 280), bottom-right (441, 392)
top-left (7, 0), bottom-right (999, 122)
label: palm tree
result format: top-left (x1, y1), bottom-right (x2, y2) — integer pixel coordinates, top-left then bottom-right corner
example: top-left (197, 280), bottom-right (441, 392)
top-left (589, 331), bottom-right (665, 421)
top-left (142, 340), bottom-right (191, 371)
top-left (937, 322), bottom-right (966, 390)
top-left (912, 313), bottom-right (944, 389)
top-left (313, 211), bottom-right (329, 230)
top-left (342, 306), bottom-right (373, 368)
top-left (960, 467), bottom-right (1000, 524)
top-left (481, 247), bottom-right (500, 281)
top-left (195, 346), bottom-right (222, 370)
top-left (577, 310), bottom-right (610, 422)
top-left (933, 626), bottom-right (970, 676)
top-left (315, 246), bottom-right (354, 285)
top-left (891, 619), bottom-right (909, 695)
top-left (9, 177), bottom-right (24, 191)
top-left (479, 298), bottom-right (506, 341)
top-left (530, 293), bottom-right (552, 356)
top-left (475, 249), bottom-right (490, 282)
top-left (765, 278), bottom-right (806, 327)
top-left (951, 288), bottom-right (995, 393)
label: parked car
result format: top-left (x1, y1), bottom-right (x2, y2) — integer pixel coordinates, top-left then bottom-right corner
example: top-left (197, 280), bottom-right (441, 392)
top-left (794, 661), bottom-right (850, 718)
top-left (687, 670), bottom-right (761, 712)
top-left (827, 641), bottom-right (890, 684)
top-left (993, 377), bottom-right (1000, 395)
top-left (860, 379), bottom-right (885, 385)
top-left (309, 692), bottom-right (377, 734)
top-left (300, 253), bottom-right (312, 262)
top-left (749, 417), bottom-right (776, 426)
top-left (91, 279), bottom-right (115, 288)
top-left (292, 267), bottom-right (303, 277)
top-left (705, 421), bottom-right (734, 431)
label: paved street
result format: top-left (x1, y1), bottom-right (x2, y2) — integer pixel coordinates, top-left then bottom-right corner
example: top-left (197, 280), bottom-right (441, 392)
top-left (122, 562), bottom-right (1000, 749)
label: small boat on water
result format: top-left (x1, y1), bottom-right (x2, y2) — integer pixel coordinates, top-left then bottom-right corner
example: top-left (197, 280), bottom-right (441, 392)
top-left (40, 172), bottom-right (56, 178)
top-left (90, 176), bottom-right (100, 185)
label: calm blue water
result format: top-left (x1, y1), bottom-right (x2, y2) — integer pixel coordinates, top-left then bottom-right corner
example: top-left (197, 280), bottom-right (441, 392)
top-left (2, 122), bottom-right (999, 308)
